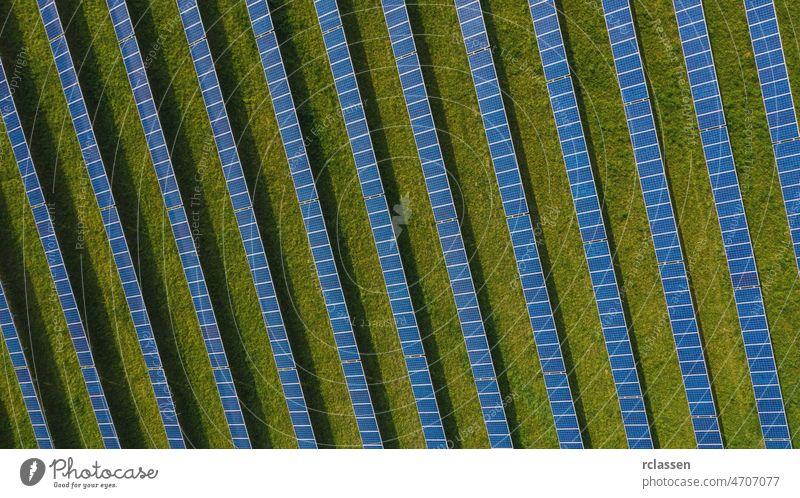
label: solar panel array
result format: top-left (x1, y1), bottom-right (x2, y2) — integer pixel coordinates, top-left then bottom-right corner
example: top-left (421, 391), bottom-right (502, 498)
top-left (37, 0), bottom-right (185, 449)
top-left (673, 0), bottom-right (791, 449)
top-left (457, 0), bottom-right (601, 448)
top-left (313, 0), bottom-right (453, 448)
top-left (0, 281), bottom-right (53, 448)
top-left (744, 0), bottom-right (800, 275)
top-left (2, 0), bottom-right (794, 452)
top-left (104, 0), bottom-right (250, 449)
top-left (175, 0), bottom-right (318, 448)
top-left (543, 0), bottom-right (718, 448)
top-left (383, 0), bottom-right (563, 448)
top-left (0, 53), bottom-right (120, 449)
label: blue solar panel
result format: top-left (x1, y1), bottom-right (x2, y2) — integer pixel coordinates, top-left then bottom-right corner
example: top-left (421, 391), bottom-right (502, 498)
top-left (530, 0), bottom-right (722, 448)
top-left (743, 0), bottom-right (800, 279)
top-left (0, 282), bottom-right (54, 449)
top-left (673, 0), bottom-right (790, 449)
top-left (0, 53), bottom-right (120, 449)
top-left (176, 0), bottom-right (317, 448)
top-left (529, 0), bottom-right (661, 449)
top-left (308, 0), bottom-right (453, 448)
top-left (35, 0), bottom-right (186, 449)
top-left (383, 0), bottom-right (582, 448)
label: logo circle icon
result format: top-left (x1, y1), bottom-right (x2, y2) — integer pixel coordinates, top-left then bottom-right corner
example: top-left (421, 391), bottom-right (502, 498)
top-left (20, 458), bottom-right (45, 486)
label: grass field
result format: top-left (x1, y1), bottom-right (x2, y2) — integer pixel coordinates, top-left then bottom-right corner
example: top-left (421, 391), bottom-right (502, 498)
top-left (0, 0), bottom-right (799, 448)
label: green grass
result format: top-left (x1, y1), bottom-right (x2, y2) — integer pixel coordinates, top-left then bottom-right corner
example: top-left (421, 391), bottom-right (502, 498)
top-left (217, 0), bottom-right (434, 447)
top-left (0, 0), bottom-right (239, 448)
top-left (0, 0), bottom-right (798, 448)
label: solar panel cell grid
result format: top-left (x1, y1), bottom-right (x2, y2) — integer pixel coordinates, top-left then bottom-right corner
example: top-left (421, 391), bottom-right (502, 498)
top-left (673, 0), bottom-right (789, 449)
top-left (101, 0), bottom-right (261, 449)
top-left (454, 0), bottom-right (592, 448)
top-left (742, 0), bottom-right (800, 276)
top-left (529, 0), bottom-right (670, 448)
top-left (13, 0), bottom-right (794, 452)
top-left (248, 19), bottom-right (382, 448)
top-left (38, 2), bottom-right (186, 448)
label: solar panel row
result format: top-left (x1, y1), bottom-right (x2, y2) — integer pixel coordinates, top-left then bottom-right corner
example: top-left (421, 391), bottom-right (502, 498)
top-left (673, 0), bottom-right (790, 449)
top-left (176, 0), bottom-right (323, 448)
top-left (103, 0), bottom-right (250, 449)
top-left (743, 0), bottom-right (800, 276)
top-left (529, 0), bottom-right (667, 449)
top-left (37, 0), bottom-right (185, 449)
top-left (383, 0), bottom-right (578, 448)
top-left (455, 0), bottom-right (594, 449)
top-left (312, 0), bottom-right (449, 448)
top-left (0, 281), bottom-right (53, 448)
top-left (0, 52), bottom-right (120, 449)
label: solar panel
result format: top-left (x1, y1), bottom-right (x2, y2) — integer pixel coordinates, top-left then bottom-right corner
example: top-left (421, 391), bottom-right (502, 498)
top-left (462, 4), bottom-right (630, 450)
top-left (309, 0), bottom-right (452, 448)
top-left (673, 0), bottom-right (790, 449)
top-left (743, 0), bottom-right (800, 277)
top-left (533, 0), bottom-right (721, 448)
top-left (34, 0), bottom-right (186, 449)
top-left (382, 0), bottom-right (582, 448)
top-left (175, 0), bottom-right (318, 448)
top-left (0, 281), bottom-right (54, 449)
top-left (0, 54), bottom-right (120, 449)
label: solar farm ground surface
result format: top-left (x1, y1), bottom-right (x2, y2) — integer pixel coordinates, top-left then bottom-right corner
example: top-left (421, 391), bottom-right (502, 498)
top-left (0, 0), bottom-right (799, 448)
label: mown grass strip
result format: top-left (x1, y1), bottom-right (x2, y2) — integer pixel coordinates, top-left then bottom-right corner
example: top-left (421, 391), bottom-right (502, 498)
top-left (0, 150), bottom-right (102, 448)
top-left (397, 0), bottom-right (618, 447)
top-left (85, 0), bottom-right (310, 447)
top-left (198, 0), bottom-right (454, 447)
top-left (770, 0), bottom-right (800, 445)
top-left (552, 0), bottom-right (741, 447)
top-left (161, 0), bottom-right (367, 447)
top-left (2, 0), bottom-right (187, 448)
top-left (309, 0), bottom-right (488, 447)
